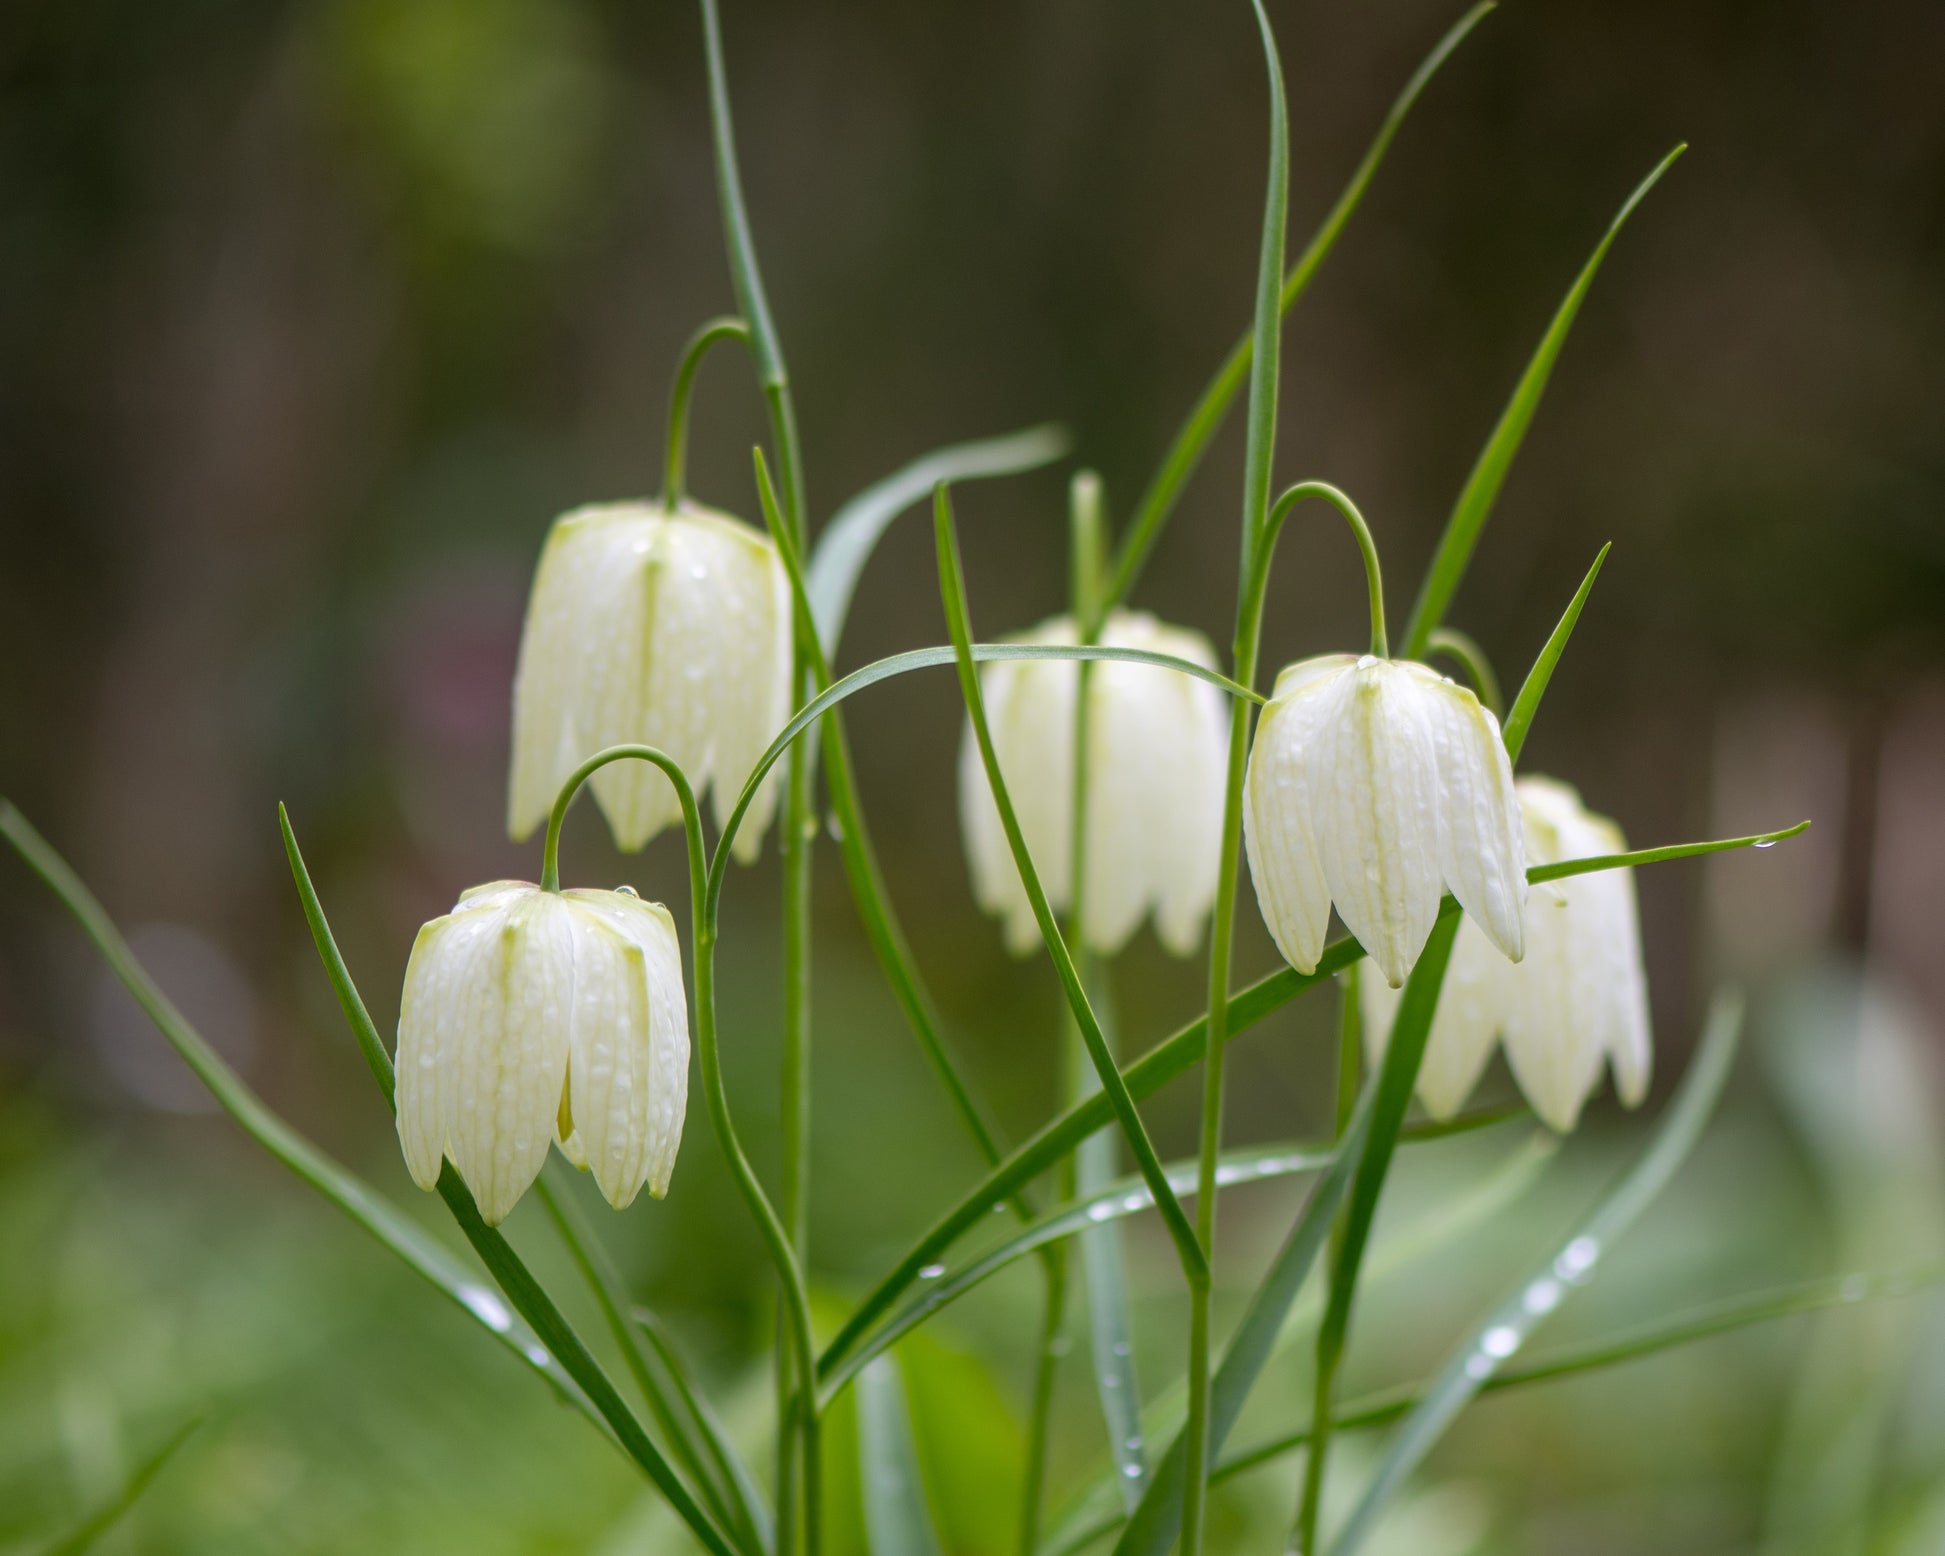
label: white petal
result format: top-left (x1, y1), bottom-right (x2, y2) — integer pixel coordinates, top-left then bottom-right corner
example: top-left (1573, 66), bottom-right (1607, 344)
top-left (401, 887), bottom-right (574, 1225)
top-left (957, 617), bottom-right (1077, 958)
top-left (1358, 921), bottom-right (1507, 1119)
top-left (1415, 667), bottom-right (1526, 963)
top-left (507, 502), bottom-right (793, 860)
top-left (1314, 661), bottom-right (1443, 988)
top-left (1243, 669), bottom-right (1340, 975)
top-left (563, 891), bottom-right (690, 1203)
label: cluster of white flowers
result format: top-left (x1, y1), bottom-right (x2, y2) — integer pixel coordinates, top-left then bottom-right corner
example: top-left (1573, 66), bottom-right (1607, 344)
top-left (399, 501), bottom-right (1651, 1225)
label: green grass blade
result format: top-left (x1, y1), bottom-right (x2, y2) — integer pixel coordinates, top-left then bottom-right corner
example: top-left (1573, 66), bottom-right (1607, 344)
top-left (1327, 990), bottom-right (1744, 1556)
top-left (1075, 976), bottom-right (1149, 1508)
top-left (857, 1353), bottom-right (947, 1556)
top-left (0, 801), bottom-right (589, 1417)
top-left (822, 820), bottom-right (1792, 1390)
top-left (935, 493), bottom-right (1207, 1284)
top-left (537, 1168), bottom-right (766, 1553)
top-left (273, 811), bottom-right (746, 1555)
top-left (806, 424), bottom-right (1071, 658)
top-left (39, 1415), bottom-right (200, 1556)
top-left (1500, 543), bottom-right (1607, 764)
top-left (278, 803), bottom-right (394, 1099)
top-left (1530, 821), bottom-right (1811, 884)
top-left (1038, 1132), bottom-right (1556, 1556)
top-left (1213, 1266), bottom-right (1945, 1488)
top-left (1108, 1), bottom-right (1496, 603)
top-left (1112, 911), bottom-right (1467, 1556)
top-left (1400, 146), bottom-right (1685, 659)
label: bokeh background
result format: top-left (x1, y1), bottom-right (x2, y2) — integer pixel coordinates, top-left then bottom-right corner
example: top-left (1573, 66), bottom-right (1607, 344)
top-left (3, 0), bottom-right (1944, 1550)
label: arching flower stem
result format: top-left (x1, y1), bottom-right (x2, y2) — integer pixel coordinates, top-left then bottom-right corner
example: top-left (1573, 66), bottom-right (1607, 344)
top-left (662, 316), bottom-right (753, 506)
top-left (1426, 626), bottom-right (1503, 717)
top-left (543, 743), bottom-right (821, 1554)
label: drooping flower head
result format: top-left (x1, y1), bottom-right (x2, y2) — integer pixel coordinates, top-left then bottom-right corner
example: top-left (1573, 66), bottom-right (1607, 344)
top-left (959, 609), bottom-right (1229, 957)
top-left (508, 501), bottom-right (792, 862)
top-left (396, 880), bottom-right (689, 1224)
top-left (1362, 776), bottom-right (1651, 1131)
top-left (1243, 653), bottom-right (1526, 988)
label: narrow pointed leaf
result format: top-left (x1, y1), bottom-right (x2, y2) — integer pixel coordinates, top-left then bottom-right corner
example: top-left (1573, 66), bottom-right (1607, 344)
top-left (1327, 991), bottom-right (1744, 1556)
top-left (1109, 1), bottom-right (1497, 602)
top-left (1401, 146), bottom-right (1685, 658)
top-left (857, 1353), bottom-right (947, 1556)
top-left (1110, 908), bottom-right (1462, 1556)
top-left (807, 424), bottom-right (1072, 657)
top-left (1501, 543), bottom-right (1607, 763)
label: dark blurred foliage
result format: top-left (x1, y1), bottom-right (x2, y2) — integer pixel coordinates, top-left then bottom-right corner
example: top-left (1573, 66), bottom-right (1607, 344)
top-left (2, 0), bottom-right (1944, 1549)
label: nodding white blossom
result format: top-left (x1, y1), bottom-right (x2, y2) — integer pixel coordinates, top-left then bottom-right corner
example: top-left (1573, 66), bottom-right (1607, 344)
top-left (396, 881), bottom-right (689, 1225)
top-left (958, 609), bottom-right (1229, 957)
top-left (1243, 654), bottom-right (1526, 989)
top-left (1361, 776), bottom-right (1651, 1132)
top-left (508, 502), bottom-right (793, 862)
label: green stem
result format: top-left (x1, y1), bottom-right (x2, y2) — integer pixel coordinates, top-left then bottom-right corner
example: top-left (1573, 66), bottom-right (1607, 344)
top-left (663, 316), bottom-right (753, 505)
top-left (549, 744), bottom-right (820, 1556)
top-left (1424, 627), bottom-right (1501, 716)
top-left (1020, 1249), bottom-right (1071, 1556)
top-left (536, 1170), bottom-right (759, 1553)
top-left (1256, 481), bottom-right (1385, 661)
top-left (1298, 975), bottom-right (1363, 1556)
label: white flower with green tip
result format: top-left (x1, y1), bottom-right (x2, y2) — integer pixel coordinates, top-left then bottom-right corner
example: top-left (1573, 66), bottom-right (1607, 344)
top-left (508, 501), bottom-right (792, 862)
top-left (396, 880), bottom-right (689, 1224)
top-left (1362, 776), bottom-right (1652, 1131)
top-left (1243, 653), bottom-right (1526, 988)
top-left (958, 609), bottom-right (1229, 956)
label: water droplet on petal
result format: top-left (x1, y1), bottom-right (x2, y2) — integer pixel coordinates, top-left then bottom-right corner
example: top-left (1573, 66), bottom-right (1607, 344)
top-left (614, 884), bottom-right (639, 897)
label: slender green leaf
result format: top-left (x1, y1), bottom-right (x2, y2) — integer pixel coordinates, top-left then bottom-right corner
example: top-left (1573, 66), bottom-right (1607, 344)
top-left (936, 494), bottom-right (1206, 1284)
top-left (0, 802), bottom-right (586, 1415)
top-left (1530, 820), bottom-right (1810, 884)
top-left (1500, 543), bottom-right (1607, 763)
top-left (1108, 1), bottom-right (1497, 603)
top-left (1074, 978), bottom-right (1148, 1508)
top-left (39, 1416), bottom-right (200, 1556)
top-left (1401, 146), bottom-right (1685, 659)
top-left (1040, 1132), bottom-right (1557, 1556)
top-left (537, 1168), bottom-right (767, 1554)
top-left (857, 1353), bottom-right (947, 1556)
top-left (822, 815), bottom-right (1796, 1394)
top-left (832, 1140), bottom-right (1332, 1397)
top-left (1328, 991), bottom-right (1744, 1555)
top-left (1114, 912), bottom-right (1463, 1556)
top-left (807, 425), bottom-right (1072, 657)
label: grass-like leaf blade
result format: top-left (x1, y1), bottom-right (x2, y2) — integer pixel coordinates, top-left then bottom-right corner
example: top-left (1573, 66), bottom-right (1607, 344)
top-left (1501, 543), bottom-right (1608, 764)
top-left (857, 1353), bottom-right (947, 1556)
top-left (1326, 990), bottom-right (1743, 1555)
top-left (1400, 146), bottom-right (1684, 659)
top-left (1109, 1), bottom-right (1497, 603)
top-left (807, 424), bottom-right (1072, 658)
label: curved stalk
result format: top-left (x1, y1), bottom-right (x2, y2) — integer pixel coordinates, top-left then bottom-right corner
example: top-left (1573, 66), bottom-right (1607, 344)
top-left (1424, 627), bottom-right (1502, 716)
top-left (663, 316), bottom-right (754, 505)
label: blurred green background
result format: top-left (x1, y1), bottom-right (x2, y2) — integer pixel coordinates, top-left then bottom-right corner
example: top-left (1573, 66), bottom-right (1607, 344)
top-left (2, 0), bottom-right (1944, 1550)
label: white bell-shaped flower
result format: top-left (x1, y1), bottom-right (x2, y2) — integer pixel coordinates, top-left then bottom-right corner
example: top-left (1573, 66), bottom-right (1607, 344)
top-left (395, 880), bottom-right (689, 1224)
top-left (958, 609), bottom-right (1228, 957)
top-left (1243, 653), bottom-right (1526, 988)
top-left (507, 501), bottom-right (793, 862)
top-left (1361, 776), bottom-right (1651, 1131)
